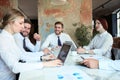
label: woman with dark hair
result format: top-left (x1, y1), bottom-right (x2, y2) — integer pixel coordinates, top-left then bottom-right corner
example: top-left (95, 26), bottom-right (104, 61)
top-left (0, 8), bottom-right (62, 80)
top-left (77, 18), bottom-right (113, 58)
top-left (76, 18), bottom-right (120, 71)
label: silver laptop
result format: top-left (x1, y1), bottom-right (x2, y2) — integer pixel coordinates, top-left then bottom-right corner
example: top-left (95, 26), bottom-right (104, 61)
top-left (64, 41), bottom-right (78, 51)
top-left (57, 42), bottom-right (72, 63)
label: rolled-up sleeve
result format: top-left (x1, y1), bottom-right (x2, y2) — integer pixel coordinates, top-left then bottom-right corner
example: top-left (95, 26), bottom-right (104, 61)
top-left (20, 51), bottom-right (44, 62)
top-left (25, 37), bottom-right (41, 52)
top-left (13, 62), bottom-right (43, 73)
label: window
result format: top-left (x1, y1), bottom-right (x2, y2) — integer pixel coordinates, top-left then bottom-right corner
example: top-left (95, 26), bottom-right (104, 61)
top-left (117, 10), bottom-right (120, 36)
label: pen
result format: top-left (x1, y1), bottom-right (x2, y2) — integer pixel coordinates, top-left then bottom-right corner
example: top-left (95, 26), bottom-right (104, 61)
top-left (80, 56), bottom-right (85, 60)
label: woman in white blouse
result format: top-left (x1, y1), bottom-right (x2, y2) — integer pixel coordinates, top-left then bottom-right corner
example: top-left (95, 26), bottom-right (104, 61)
top-left (77, 18), bottom-right (113, 58)
top-left (0, 8), bottom-right (62, 80)
top-left (77, 18), bottom-right (120, 71)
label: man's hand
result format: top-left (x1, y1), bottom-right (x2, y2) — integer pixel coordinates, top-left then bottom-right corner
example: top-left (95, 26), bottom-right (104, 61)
top-left (51, 46), bottom-right (61, 51)
top-left (43, 48), bottom-right (51, 55)
top-left (33, 33), bottom-right (40, 41)
top-left (81, 58), bottom-right (99, 69)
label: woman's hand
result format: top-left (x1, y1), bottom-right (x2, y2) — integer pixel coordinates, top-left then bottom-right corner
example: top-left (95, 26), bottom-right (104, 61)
top-left (43, 48), bottom-right (51, 55)
top-left (42, 54), bottom-right (56, 61)
top-left (77, 47), bottom-right (86, 53)
top-left (43, 59), bottom-right (63, 67)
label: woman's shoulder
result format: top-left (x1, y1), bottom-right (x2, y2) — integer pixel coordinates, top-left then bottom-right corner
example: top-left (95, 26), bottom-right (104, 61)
top-left (106, 32), bottom-right (113, 37)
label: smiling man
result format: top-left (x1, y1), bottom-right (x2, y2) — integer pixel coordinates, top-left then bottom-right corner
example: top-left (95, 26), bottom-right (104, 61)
top-left (41, 21), bottom-right (76, 50)
top-left (14, 19), bottom-right (41, 52)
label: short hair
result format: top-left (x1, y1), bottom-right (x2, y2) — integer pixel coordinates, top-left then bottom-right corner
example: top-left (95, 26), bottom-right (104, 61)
top-left (54, 21), bottom-right (64, 28)
top-left (95, 18), bottom-right (108, 30)
top-left (24, 19), bottom-right (31, 25)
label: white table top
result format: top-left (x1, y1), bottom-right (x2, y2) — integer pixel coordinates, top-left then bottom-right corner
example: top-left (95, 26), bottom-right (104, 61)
top-left (19, 51), bottom-right (120, 80)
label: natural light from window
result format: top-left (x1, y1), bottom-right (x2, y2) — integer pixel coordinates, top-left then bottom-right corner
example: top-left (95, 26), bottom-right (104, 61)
top-left (117, 10), bottom-right (120, 37)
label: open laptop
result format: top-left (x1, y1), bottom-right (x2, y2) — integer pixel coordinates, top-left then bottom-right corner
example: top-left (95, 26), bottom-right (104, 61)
top-left (57, 42), bottom-right (72, 63)
top-left (64, 41), bottom-right (78, 51)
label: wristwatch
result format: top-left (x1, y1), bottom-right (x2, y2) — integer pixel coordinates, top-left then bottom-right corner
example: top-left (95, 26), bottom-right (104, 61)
top-left (40, 56), bottom-right (43, 61)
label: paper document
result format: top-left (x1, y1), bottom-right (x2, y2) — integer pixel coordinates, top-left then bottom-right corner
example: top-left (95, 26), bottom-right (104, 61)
top-left (44, 66), bottom-right (93, 80)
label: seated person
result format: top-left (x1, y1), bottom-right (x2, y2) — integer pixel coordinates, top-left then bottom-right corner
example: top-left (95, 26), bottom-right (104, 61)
top-left (14, 19), bottom-right (49, 56)
top-left (41, 21), bottom-right (77, 51)
top-left (14, 19), bottom-right (41, 52)
top-left (77, 18), bottom-right (113, 58)
top-left (0, 8), bottom-right (62, 80)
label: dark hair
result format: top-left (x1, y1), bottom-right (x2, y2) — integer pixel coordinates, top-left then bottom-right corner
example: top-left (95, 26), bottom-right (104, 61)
top-left (55, 21), bottom-right (64, 28)
top-left (0, 8), bottom-right (24, 29)
top-left (95, 18), bottom-right (108, 30)
top-left (24, 18), bottom-right (32, 25)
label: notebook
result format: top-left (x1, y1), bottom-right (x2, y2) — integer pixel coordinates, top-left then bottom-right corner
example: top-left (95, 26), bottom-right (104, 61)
top-left (57, 42), bottom-right (72, 63)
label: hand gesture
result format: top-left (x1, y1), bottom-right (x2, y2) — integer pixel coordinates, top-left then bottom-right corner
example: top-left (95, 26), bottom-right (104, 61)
top-left (33, 33), bottom-right (40, 41)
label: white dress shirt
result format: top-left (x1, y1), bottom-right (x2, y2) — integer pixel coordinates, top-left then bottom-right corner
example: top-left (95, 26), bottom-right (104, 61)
top-left (41, 32), bottom-right (77, 50)
top-left (13, 33), bottom-right (44, 56)
top-left (0, 30), bottom-right (44, 80)
top-left (83, 31), bottom-right (113, 58)
top-left (14, 33), bottom-right (41, 52)
top-left (99, 59), bottom-right (120, 71)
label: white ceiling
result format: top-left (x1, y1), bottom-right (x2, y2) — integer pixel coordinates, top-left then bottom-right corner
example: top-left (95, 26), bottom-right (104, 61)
top-left (18, 0), bottom-right (120, 19)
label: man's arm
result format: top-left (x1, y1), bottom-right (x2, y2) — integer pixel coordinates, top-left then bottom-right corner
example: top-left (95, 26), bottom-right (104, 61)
top-left (82, 58), bottom-right (120, 71)
top-left (25, 37), bottom-right (40, 52)
top-left (99, 59), bottom-right (120, 71)
top-left (41, 36), bottom-right (51, 50)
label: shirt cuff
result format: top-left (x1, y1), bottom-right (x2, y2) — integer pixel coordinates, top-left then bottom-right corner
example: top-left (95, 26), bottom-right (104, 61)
top-left (39, 51), bottom-right (44, 56)
top-left (83, 46), bottom-right (90, 50)
top-left (99, 59), bottom-right (112, 70)
top-left (93, 49), bottom-right (102, 56)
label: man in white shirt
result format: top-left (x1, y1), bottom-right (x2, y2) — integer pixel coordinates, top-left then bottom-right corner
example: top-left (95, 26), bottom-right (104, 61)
top-left (14, 19), bottom-right (41, 52)
top-left (41, 21), bottom-right (77, 51)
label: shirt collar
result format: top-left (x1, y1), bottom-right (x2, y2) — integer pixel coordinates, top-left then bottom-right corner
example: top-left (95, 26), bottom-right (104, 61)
top-left (99, 31), bottom-right (107, 37)
top-left (54, 32), bottom-right (63, 37)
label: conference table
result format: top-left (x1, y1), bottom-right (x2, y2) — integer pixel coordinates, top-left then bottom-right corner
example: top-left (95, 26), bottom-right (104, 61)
top-left (19, 50), bottom-right (120, 80)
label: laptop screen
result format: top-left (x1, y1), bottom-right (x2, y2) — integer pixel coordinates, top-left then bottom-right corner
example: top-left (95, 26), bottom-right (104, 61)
top-left (64, 41), bottom-right (78, 51)
top-left (57, 43), bottom-right (71, 63)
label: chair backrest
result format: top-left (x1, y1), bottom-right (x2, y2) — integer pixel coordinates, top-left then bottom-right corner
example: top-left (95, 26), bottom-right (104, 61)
top-left (111, 48), bottom-right (120, 60)
top-left (113, 37), bottom-right (120, 48)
